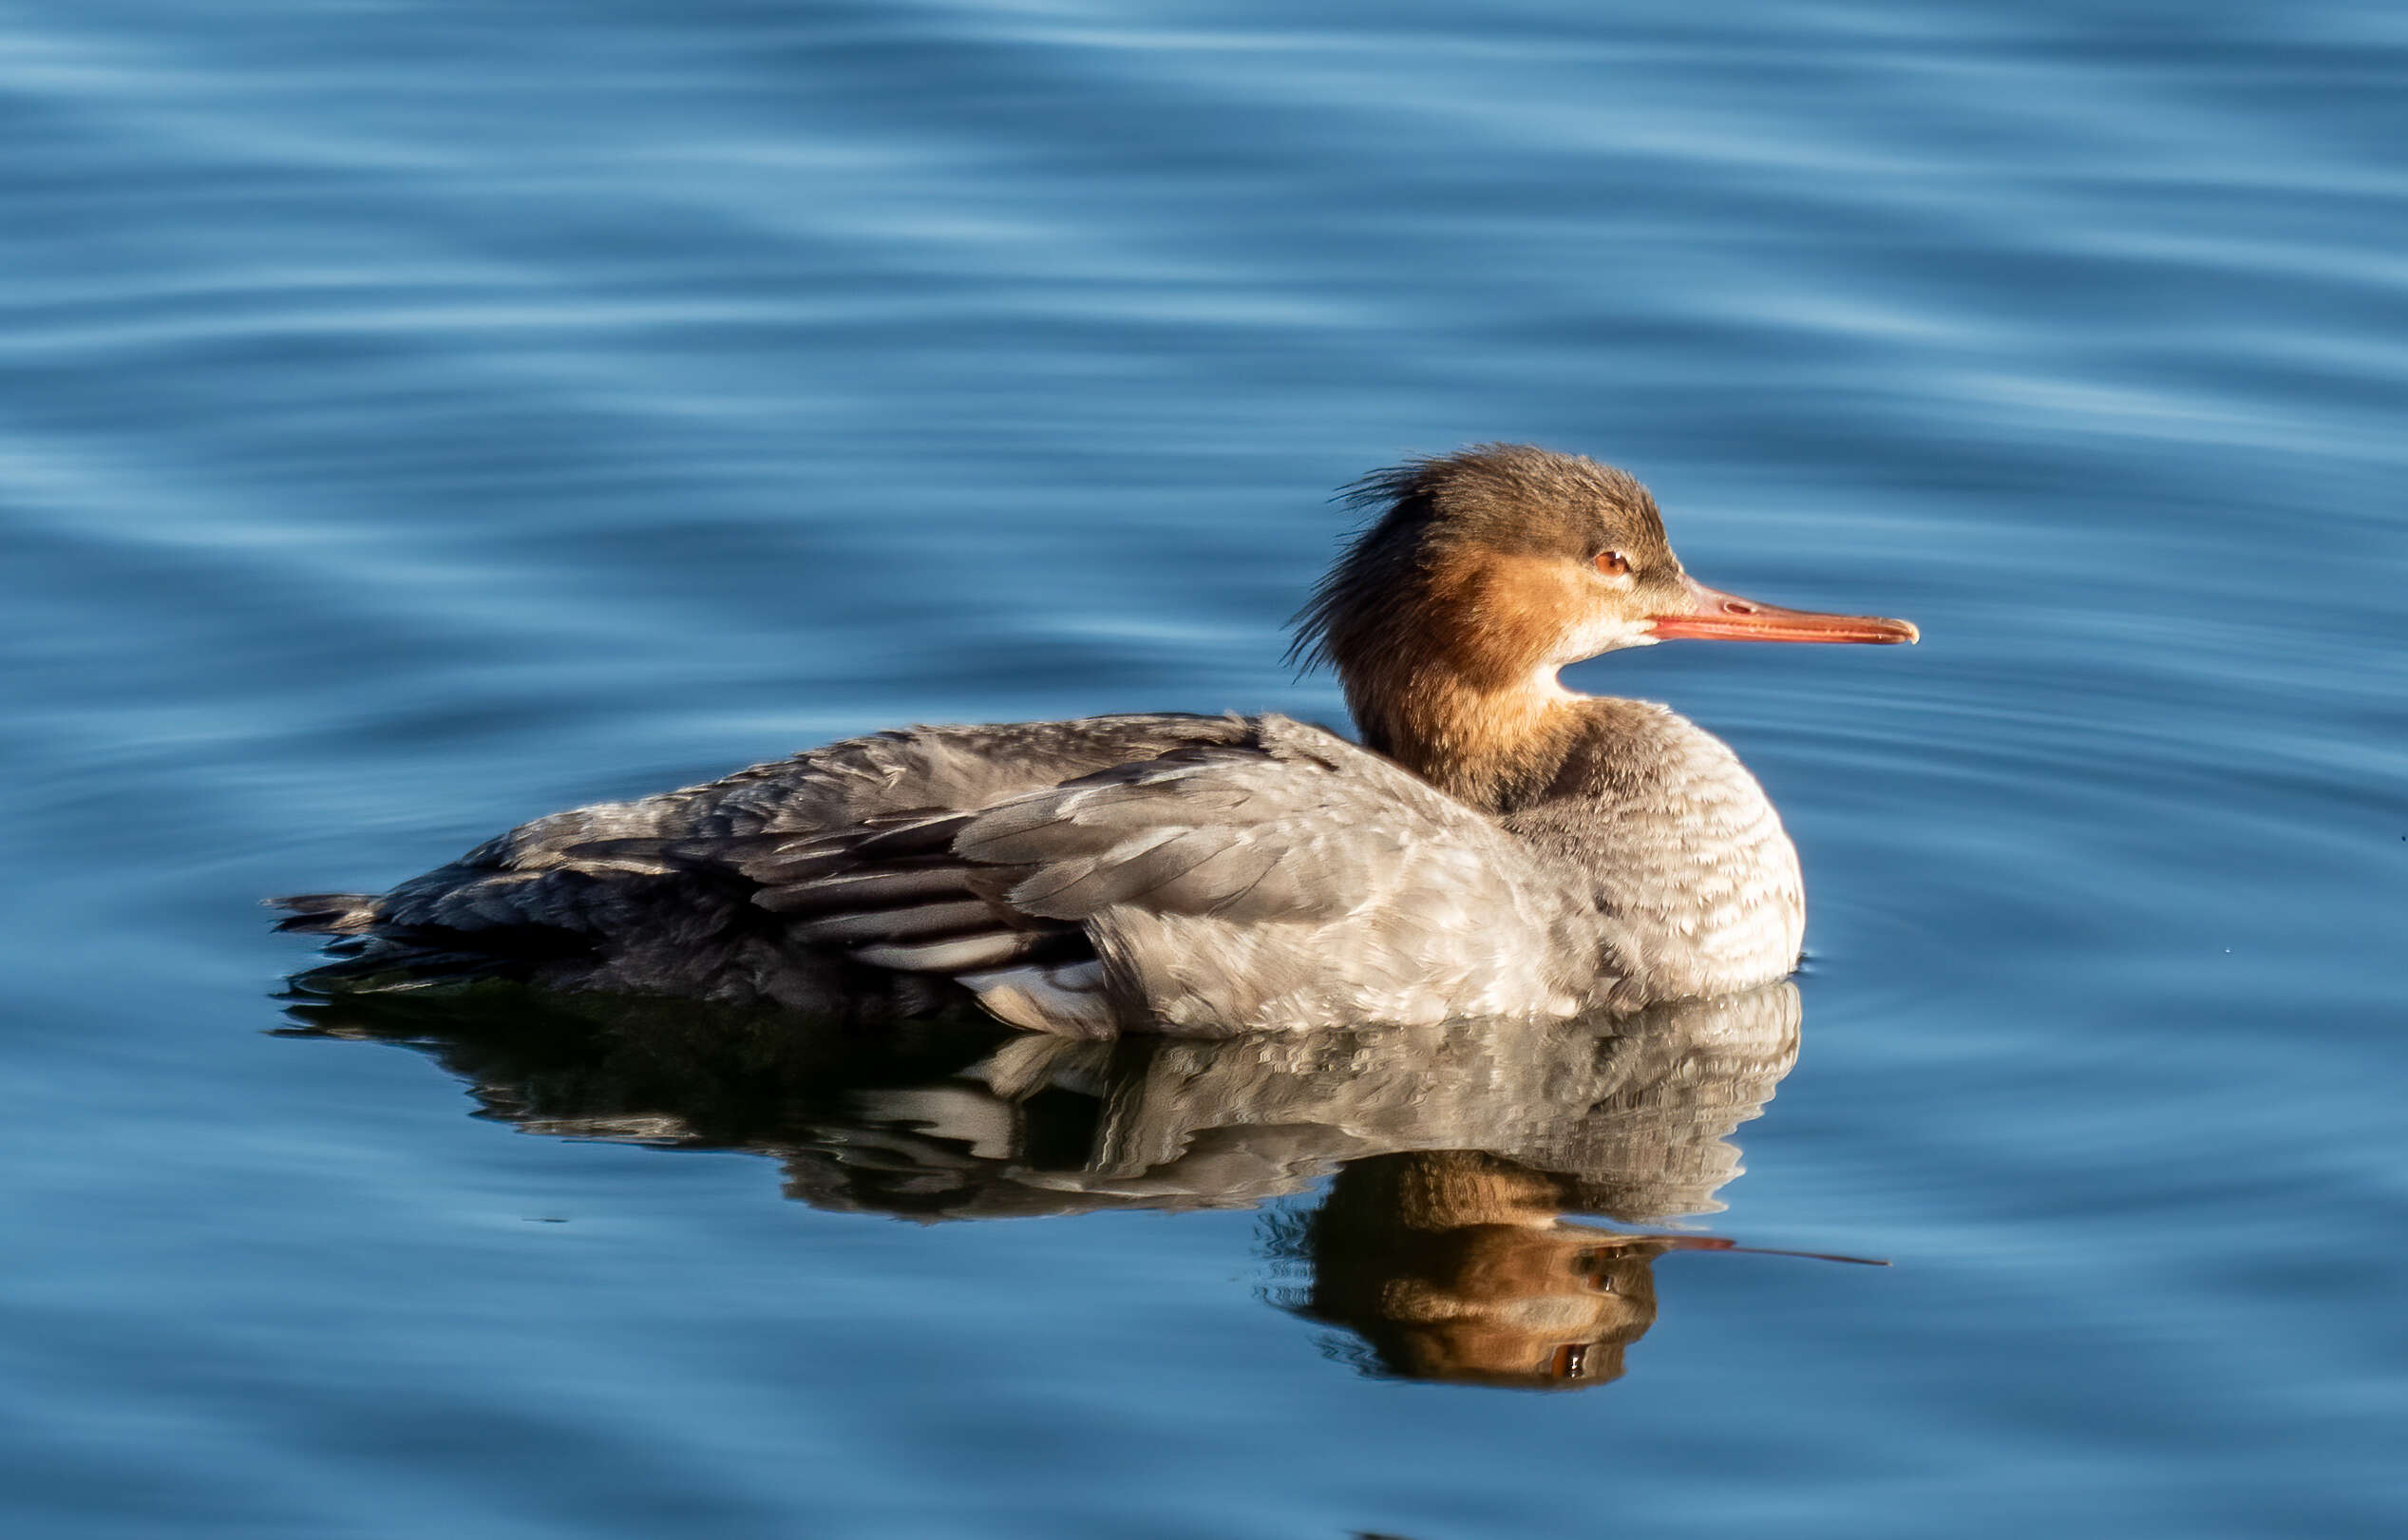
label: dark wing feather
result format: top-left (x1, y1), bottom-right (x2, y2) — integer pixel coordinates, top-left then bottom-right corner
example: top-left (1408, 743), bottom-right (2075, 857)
top-left (276, 713), bottom-right (1254, 1014)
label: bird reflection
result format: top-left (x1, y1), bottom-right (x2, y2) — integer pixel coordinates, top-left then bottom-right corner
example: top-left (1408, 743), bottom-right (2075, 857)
top-left (1290, 1150), bottom-right (1671, 1388)
top-left (280, 978), bottom-right (1872, 1389)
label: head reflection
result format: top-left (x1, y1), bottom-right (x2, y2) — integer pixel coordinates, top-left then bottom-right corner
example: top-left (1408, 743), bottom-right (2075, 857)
top-left (1292, 1150), bottom-right (1665, 1389)
top-left (282, 979), bottom-right (1825, 1389)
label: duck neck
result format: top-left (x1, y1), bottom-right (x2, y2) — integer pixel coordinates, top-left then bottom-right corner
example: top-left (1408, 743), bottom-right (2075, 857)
top-left (1345, 658), bottom-right (1583, 814)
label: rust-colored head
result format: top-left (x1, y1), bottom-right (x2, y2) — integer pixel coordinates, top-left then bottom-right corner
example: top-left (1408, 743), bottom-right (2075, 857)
top-left (1291, 444), bottom-right (1915, 684)
top-left (1287, 445), bottom-right (1915, 801)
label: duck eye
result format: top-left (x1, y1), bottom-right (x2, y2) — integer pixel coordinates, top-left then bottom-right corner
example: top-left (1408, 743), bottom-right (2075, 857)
top-left (1594, 550), bottom-right (1630, 578)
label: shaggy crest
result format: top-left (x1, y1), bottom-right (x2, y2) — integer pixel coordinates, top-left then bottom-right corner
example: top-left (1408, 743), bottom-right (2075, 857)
top-left (1287, 443), bottom-right (1673, 681)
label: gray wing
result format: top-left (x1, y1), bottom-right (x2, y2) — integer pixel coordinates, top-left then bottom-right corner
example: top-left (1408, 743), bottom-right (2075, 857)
top-left (277, 712), bottom-right (1605, 1032)
top-left (721, 715), bottom-right (1603, 1036)
top-left (272, 713), bottom-right (1254, 1013)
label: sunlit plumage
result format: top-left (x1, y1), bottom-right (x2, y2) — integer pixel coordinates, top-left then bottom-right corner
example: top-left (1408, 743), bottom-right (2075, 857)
top-left (275, 445), bottom-right (1915, 1035)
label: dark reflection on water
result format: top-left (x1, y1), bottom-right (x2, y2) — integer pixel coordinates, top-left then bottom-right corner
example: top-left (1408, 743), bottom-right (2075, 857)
top-left (9, 0), bottom-right (2408, 1532)
top-left (282, 980), bottom-right (1827, 1391)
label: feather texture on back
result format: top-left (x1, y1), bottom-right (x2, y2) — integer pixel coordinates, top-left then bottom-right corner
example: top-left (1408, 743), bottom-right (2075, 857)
top-left (275, 444), bottom-right (1914, 1033)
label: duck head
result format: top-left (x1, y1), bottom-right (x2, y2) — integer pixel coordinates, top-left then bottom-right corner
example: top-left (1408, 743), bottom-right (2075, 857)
top-left (1289, 445), bottom-right (1917, 798)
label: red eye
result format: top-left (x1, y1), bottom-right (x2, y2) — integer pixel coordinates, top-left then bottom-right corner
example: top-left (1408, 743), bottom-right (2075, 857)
top-left (1594, 550), bottom-right (1630, 577)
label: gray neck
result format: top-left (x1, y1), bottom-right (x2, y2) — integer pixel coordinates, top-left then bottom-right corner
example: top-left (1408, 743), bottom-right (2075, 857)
top-left (1504, 699), bottom-right (1807, 1000)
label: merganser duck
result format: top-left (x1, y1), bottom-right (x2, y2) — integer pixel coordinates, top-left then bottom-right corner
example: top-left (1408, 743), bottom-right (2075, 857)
top-left (275, 445), bottom-right (1915, 1036)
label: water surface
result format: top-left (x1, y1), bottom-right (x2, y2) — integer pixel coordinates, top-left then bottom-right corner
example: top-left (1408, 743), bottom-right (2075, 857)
top-left (3, 2), bottom-right (2404, 1535)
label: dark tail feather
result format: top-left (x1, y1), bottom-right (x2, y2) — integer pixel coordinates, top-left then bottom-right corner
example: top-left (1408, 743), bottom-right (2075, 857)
top-left (288, 947), bottom-right (521, 992)
top-left (267, 893), bottom-right (381, 936)
top-left (284, 920), bottom-right (597, 994)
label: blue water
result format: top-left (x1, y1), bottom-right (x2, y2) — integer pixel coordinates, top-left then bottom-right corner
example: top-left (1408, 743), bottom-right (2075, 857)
top-left (5, 1), bottom-right (2405, 1534)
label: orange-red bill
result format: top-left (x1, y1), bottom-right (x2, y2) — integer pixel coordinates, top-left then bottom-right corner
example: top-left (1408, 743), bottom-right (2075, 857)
top-left (1649, 576), bottom-right (1919, 645)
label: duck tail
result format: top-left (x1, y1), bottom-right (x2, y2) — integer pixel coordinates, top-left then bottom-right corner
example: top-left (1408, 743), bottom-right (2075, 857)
top-left (266, 892), bottom-right (383, 936)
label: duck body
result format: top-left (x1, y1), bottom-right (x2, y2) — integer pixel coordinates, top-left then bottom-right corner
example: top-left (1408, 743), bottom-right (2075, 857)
top-left (278, 446), bottom-right (1910, 1036)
